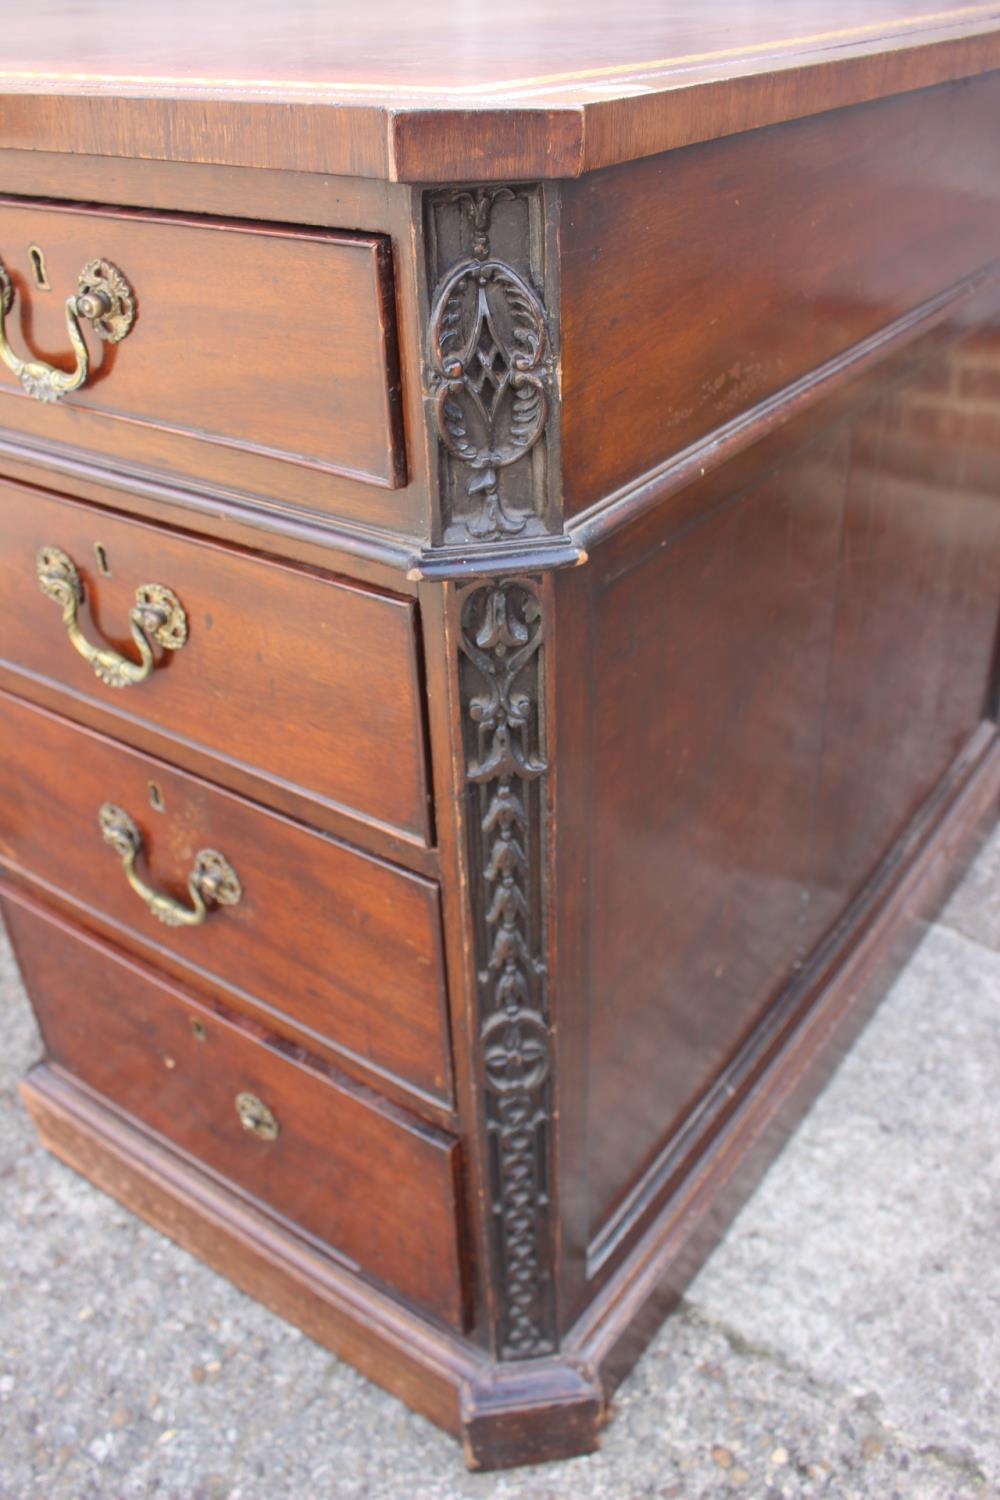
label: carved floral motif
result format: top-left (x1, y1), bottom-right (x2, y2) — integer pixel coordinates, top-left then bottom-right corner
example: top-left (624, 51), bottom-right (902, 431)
top-left (428, 190), bottom-right (553, 541)
top-left (459, 579), bottom-right (555, 1358)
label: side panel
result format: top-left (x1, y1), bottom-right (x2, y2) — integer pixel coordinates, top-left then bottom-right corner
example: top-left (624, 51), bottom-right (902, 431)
top-left (559, 73), bottom-right (1000, 513)
top-left (561, 316), bottom-right (1000, 1296)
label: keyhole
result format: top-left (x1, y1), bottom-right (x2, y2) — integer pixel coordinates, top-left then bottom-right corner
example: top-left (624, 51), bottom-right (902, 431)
top-left (93, 543), bottom-right (112, 577)
top-left (28, 245), bottom-right (51, 291)
top-left (147, 780), bottom-right (165, 813)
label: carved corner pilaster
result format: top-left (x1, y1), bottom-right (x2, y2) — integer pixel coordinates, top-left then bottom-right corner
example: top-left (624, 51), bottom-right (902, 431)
top-left (457, 576), bottom-right (556, 1360)
top-left (424, 184), bottom-right (562, 551)
top-left (423, 183), bottom-right (563, 1360)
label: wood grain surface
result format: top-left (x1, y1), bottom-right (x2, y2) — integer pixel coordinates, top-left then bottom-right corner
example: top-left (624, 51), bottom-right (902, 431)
top-left (5, 892), bottom-right (469, 1330)
top-left (0, 198), bottom-right (405, 494)
top-left (3, 7), bottom-right (1000, 1468)
top-left (0, 2), bottom-right (999, 179)
top-left (570, 324), bottom-right (1000, 1263)
top-left (0, 691), bottom-right (453, 1112)
top-left (560, 73), bottom-right (1000, 513)
top-left (0, 481), bottom-right (432, 845)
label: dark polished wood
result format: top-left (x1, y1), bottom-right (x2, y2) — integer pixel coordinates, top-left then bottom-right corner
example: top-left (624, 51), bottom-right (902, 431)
top-left (0, 197), bottom-right (405, 495)
top-left (570, 326), bottom-right (1000, 1278)
top-left (0, 479), bottom-right (432, 846)
top-left (2, 7), bottom-right (1000, 1473)
top-left (560, 72), bottom-right (1000, 512)
top-left (569, 724), bottom-right (1000, 1389)
top-left (4, 889), bottom-right (468, 1331)
top-left (0, 690), bottom-right (453, 1114)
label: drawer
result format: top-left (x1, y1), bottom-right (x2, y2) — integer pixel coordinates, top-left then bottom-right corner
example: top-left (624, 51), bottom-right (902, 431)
top-left (3, 892), bottom-right (467, 1330)
top-left (0, 197), bottom-right (405, 503)
top-left (0, 691), bottom-right (451, 1109)
top-left (0, 481), bottom-right (431, 846)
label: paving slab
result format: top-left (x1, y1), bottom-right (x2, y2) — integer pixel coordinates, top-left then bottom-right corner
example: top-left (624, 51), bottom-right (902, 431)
top-left (689, 921), bottom-right (1000, 1488)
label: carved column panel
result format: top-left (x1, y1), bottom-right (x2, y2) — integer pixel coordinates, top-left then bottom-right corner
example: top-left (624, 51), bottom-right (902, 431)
top-left (424, 184), bottom-right (561, 1359)
top-left (424, 185), bottom-right (560, 547)
top-left (457, 577), bottom-right (555, 1359)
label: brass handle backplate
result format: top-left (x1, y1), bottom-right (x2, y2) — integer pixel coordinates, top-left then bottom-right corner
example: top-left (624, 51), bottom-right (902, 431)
top-left (0, 255), bottom-right (135, 403)
top-left (37, 545), bottom-right (188, 689)
top-left (98, 803), bottom-right (242, 928)
top-left (235, 1092), bottom-right (280, 1141)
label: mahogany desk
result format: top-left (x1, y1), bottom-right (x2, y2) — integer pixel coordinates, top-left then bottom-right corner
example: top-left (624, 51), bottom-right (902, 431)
top-left (1, 1), bottom-right (999, 1469)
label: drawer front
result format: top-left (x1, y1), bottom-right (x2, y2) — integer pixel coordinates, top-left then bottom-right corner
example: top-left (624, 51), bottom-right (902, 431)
top-left (0, 482), bottom-right (431, 845)
top-left (4, 893), bottom-right (467, 1330)
top-left (0, 198), bottom-right (404, 495)
top-left (0, 691), bottom-right (451, 1108)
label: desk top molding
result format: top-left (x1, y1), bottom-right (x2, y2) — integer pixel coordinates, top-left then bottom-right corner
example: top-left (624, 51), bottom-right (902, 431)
top-left (2, 2), bottom-right (1000, 180)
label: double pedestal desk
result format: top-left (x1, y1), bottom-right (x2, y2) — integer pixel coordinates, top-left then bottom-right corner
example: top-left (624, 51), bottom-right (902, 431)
top-left (1, 4), bottom-right (999, 1469)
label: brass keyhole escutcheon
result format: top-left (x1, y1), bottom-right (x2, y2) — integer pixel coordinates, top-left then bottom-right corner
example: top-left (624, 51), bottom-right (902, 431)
top-left (235, 1092), bottom-right (279, 1141)
top-left (28, 245), bottom-right (51, 291)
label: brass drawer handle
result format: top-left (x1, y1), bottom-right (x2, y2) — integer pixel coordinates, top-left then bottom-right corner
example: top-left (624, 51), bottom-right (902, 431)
top-left (0, 255), bottom-right (135, 403)
top-left (98, 803), bottom-right (242, 928)
top-left (37, 546), bottom-right (188, 689)
top-left (235, 1092), bottom-right (280, 1141)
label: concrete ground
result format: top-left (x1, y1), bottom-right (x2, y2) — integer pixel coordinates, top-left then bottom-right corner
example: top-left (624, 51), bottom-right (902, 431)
top-left (1, 829), bottom-right (999, 1500)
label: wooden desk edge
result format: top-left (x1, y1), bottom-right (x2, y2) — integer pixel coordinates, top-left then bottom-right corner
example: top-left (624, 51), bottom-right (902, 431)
top-left (2, 26), bottom-right (1000, 181)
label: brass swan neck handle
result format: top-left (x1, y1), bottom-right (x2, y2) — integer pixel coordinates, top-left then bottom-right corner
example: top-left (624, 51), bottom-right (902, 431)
top-left (0, 255), bottom-right (135, 403)
top-left (98, 803), bottom-right (242, 929)
top-left (36, 545), bottom-right (188, 689)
